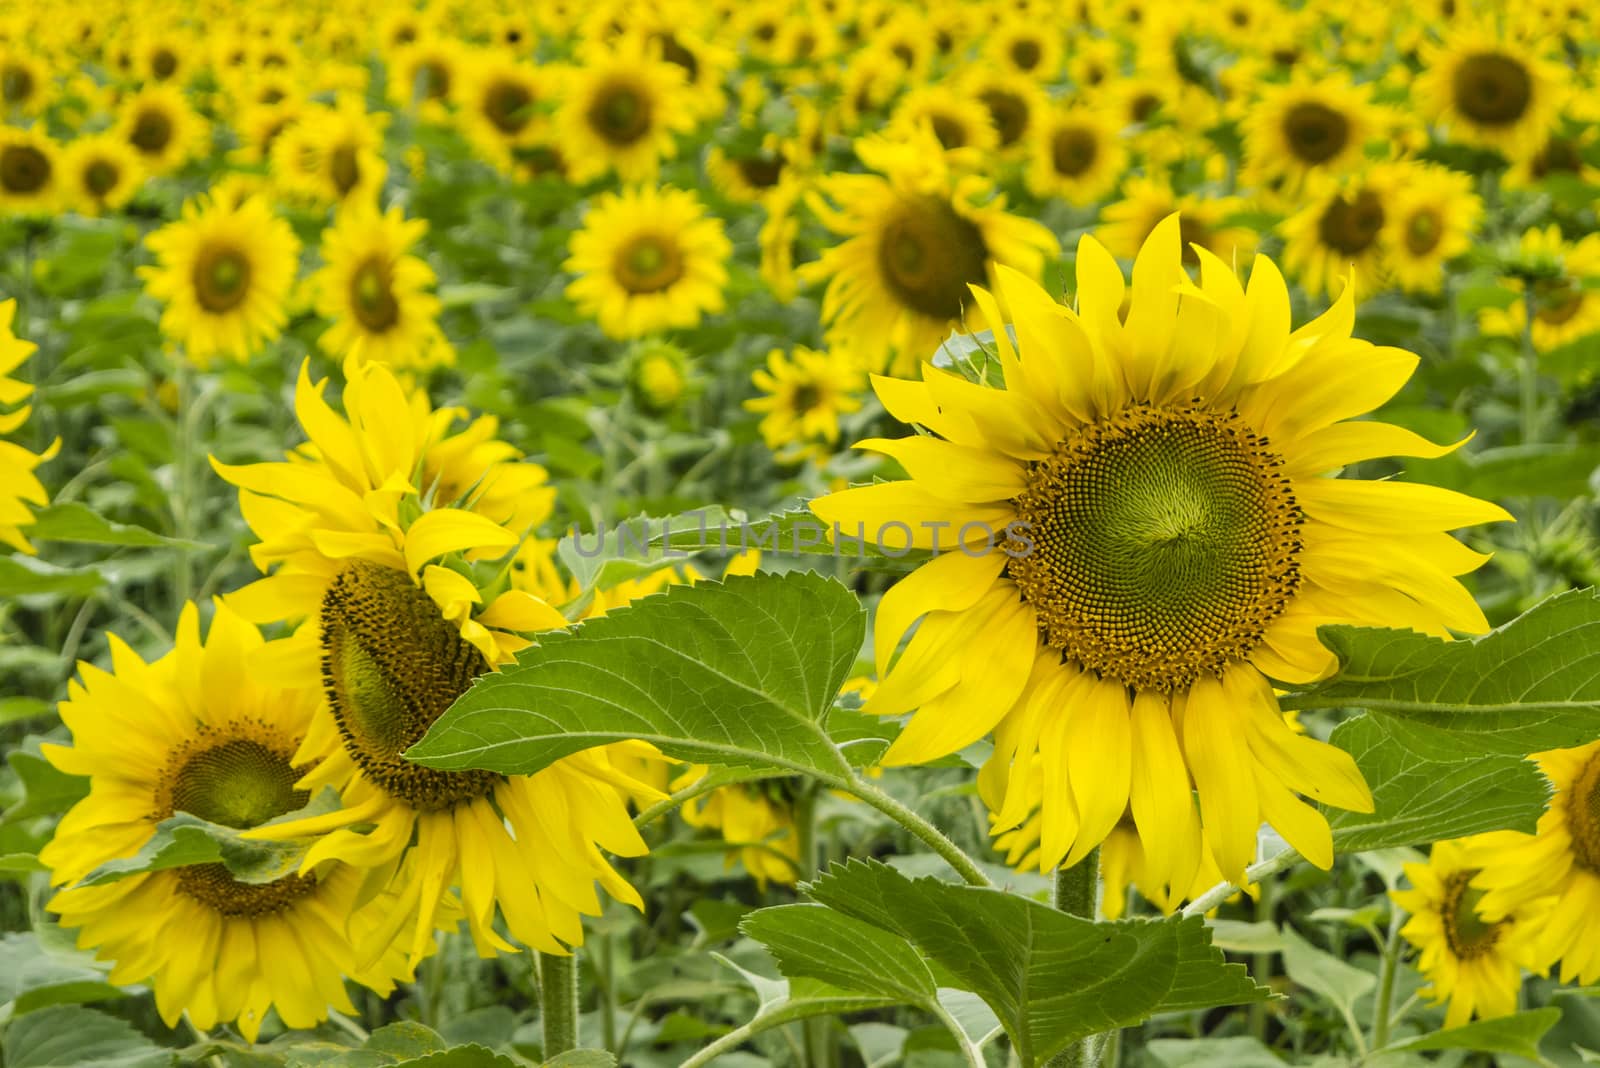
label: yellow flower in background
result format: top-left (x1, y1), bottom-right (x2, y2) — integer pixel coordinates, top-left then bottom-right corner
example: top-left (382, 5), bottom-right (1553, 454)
top-left (1416, 23), bottom-right (1566, 161)
top-left (639, 25), bottom-right (734, 121)
top-left (985, 18), bottom-right (1061, 81)
top-left (744, 345), bottom-right (865, 462)
top-left (759, 181), bottom-right (804, 303)
top-left (139, 194), bottom-right (300, 366)
top-left (310, 203), bottom-right (449, 369)
top-left (1392, 838), bottom-right (1543, 1028)
top-left (889, 84), bottom-right (998, 154)
top-left (1025, 106), bottom-right (1126, 205)
top-left (1097, 178), bottom-right (1256, 267)
top-left (557, 34), bottom-right (695, 184)
top-left (117, 84), bottom-right (205, 176)
top-left (0, 300), bottom-right (56, 554)
top-left (961, 69), bottom-right (1048, 157)
top-left (387, 35), bottom-right (465, 117)
top-left (804, 129), bottom-right (1058, 374)
top-left (629, 340), bottom-right (692, 415)
top-left (39, 603), bottom-right (421, 1042)
top-left (274, 99), bottom-right (388, 208)
top-left (674, 769), bottom-right (802, 889)
top-left (1243, 73), bottom-right (1382, 193)
top-left (60, 134), bottom-right (144, 216)
top-left (455, 49), bottom-right (556, 173)
top-left (812, 216), bottom-right (1511, 886)
top-left (0, 125), bottom-right (60, 216)
top-left (0, 47), bottom-right (50, 117)
top-left (564, 185), bottom-right (731, 340)
top-left (1386, 163), bottom-right (1482, 295)
top-left (1480, 227), bottom-right (1600, 354)
top-left (705, 136), bottom-right (795, 205)
top-left (1280, 168), bottom-right (1398, 300)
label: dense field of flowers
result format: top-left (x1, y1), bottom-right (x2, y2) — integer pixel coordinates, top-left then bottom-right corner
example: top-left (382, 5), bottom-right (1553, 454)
top-left (4, 1), bottom-right (1600, 1066)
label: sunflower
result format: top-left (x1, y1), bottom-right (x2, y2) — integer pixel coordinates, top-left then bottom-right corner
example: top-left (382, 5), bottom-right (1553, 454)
top-left (961, 69), bottom-right (1049, 157)
top-left (705, 135), bottom-right (794, 204)
top-left (387, 35), bottom-right (465, 119)
top-left (1243, 73), bottom-right (1382, 193)
top-left (744, 345), bottom-right (866, 462)
top-left (274, 100), bottom-right (387, 208)
top-left (1279, 168), bottom-right (1399, 300)
top-left (890, 84), bottom-right (998, 154)
top-left (986, 19), bottom-right (1062, 80)
top-left (117, 85), bottom-right (204, 175)
top-left (139, 194), bottom-right (301, 366)
top-left (673, 768), bottom-right (802, 889)
top-left (1098, 178), bottom-right (1256, 267)
top-left (556, 34), bottom-right (695, 185)
top-left (810, 216), bottom-right (1511, 886)
top-left (1505, 129), bottom-right (1600, 189)
top-left (0, 47), bottom-right (50, 116)
top-left (309, 203), bottom-right (447, 369)
top-left (0, 125), bottom-right (60, 216)
top-left (640, 25), bottom-right (735, 121)
top-left (455, 50), bottom-right (555, 174)
top-left (61, 134), bottom-right (144, 216)
top-left (136, 30), bottom-right (189, 85)
top-left (628, 340), bottom-right (693, 415)
top-left (1392, 839), bottom-right (1543, 1028)
top-left (803, 129), bottom-right (1059, 374)
top-left (39, 602), bottom-right (419, 1042)
top-left (0, 300), bottom-right (55, 554)
top-left (1479, 227), bottom-right (1600, 353)
top-left (760, 181), bottom-right (804, 303)
top-left (1386, 163), bottom-right (1482, 295)
top-left (232, 99), bottom-right (303, 167)
top-left (1415, 23), bottom-right (1566, 161)
top-left (564, 185), bottom-right (731, 340)
top-left (214, 359), bottom-right (656, 962)
top-left (1026, 106), bottom-right (1126, 205)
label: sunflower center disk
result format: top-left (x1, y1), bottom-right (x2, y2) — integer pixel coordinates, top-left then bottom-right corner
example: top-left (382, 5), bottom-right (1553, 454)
top-left (351, 258), bottom-right (400, 331)
top-left (1317, 190), bottom-right (1385, 255)
top-left (321, 560), bottom-right (500, 811)
top-left (192, 246), bottom-right (252, 313)
top-left (2, 66), bottom-right (33, 104)
top-left (0, 145), bottom-right (49, 194)
top-left (591, 82), bottom-right (651, 146)
top-left (1453, 52), bottom-right (1532, 125)
top-left (1406, 210), bottom-right (1442, 256)
top-left (1051, 127), bottom-right (1098, 177)
top-left (131, 110), bottom-right (173, 153)
top-left (1566, 749), bottom-right (1600, 874)
top-left (486, 82), bottom-right (534, 134)
top-left (1282, 101), bottom-right (1349, 164)
top-left (878, 195), bottom-right (989, 321)
top-left (85, 160), bottom-right (118, 197)
top-left (980, 89), bottom-right (1027, 146)
top-left (615, 235), bottom-right (683, 294)
top-left (1007, 404), bottom-right (1303, 692)
top-left (329, 145), bottom-right (361, 195)
top-left (1441, 871), bottom-right (1503, 960)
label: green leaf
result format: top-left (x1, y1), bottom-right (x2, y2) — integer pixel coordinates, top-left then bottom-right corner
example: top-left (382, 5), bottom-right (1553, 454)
top-left (1146, 1036), bottom-right (1287, 1068)
top-left (3, 749), bottom-right (89, 824)
top-left (0, 852), bottom-right (46, 873)
top-left (389, 1046), bottom-right (519, 1068)
top-left (0, 932), bottom-right (123, 1014)
top-left (1384, 1006), bottom-right (1561, 1059)
top-left (1279, 926), bottom-right (1374, 1016)
top-left (804, 859), bottom-right (1268, 1067)
top-left (1408, 444), bottom-right (1600, 500)
top-left (26, 503), bottom-right (211, 551)
top-left (1326, 714), bottom-right (1550, 852)
top-left (364, 1023), bottom-right (448, 1059)
top-left (0, 557), bottom-right (103, 597)
top-left (1285, 588), bottom-right (1600, 755)
top-left (0, 697), bottom-right (53, 725)
top-left (742, 903), bottom-right (939, 1004)
top-left (408, 573), bottom-right (864, 782)
top-left (1, 1005), bottom-right (173, 1067)
top-left (540, 1054), bottom-right (618, 1068)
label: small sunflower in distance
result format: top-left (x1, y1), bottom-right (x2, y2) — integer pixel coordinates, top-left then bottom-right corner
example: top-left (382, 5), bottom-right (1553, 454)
top-left (1244, 73), bottom-right (1381, 194)
top-left (1392, 838), bottom-right (1542, 1027)
top-left (0, 300), bottom-right (56, 553)
top-left (1280, 168), bottom-right (1397, 300)
top-left (60, 134), bottom-right (144, 216)
top-left (1480, 226), bottom-right (1600, 354)
top-left (140, 194), bottom-right (300, 366)
top-left (1098, 177), bottom-right (1256, 267)
top-left (1416, 23), bottom-right (1565, 161)
top-left (673, 768), bottom-right (802, 889)
top-left (310, 203), bottom-right (448, 369)
top-left (744, 345), bottom-right (864, 463)
top-left (564, 185), bottom-right (731, 340)
top-left (557, 34), bottom-right (695, 184)
top-left (39, 603), bottom-right (419, 1041)
top-left (0, 125), bottom-right (60, 216)
top-left (804, 129), bottom-right (1058, 374)
top-left (1387, 164), bottom-right (1482, 295)
top-left (1025, 106), bottom-right (1126, 205)
top-left (117, 84), bottom-right (204, 176)
top-left (811, 216), bottom-right (1511, 886)
top-left (456, 50), bottom-right (555, 174)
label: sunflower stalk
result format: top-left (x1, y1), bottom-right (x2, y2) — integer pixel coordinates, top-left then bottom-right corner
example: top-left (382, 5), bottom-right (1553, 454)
top-left (1045, 849), bottom-right (1103, 1068)
top-left (1519, 286), bottom-right (1540, 445)
top-left (1370, 905), bottom-right (1405, 1050)
top-left (538, 950), bottom-right (581, 1057)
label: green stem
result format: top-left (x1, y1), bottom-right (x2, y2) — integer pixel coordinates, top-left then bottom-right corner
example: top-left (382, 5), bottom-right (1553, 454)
top-left (1248, 876), bottom-right (1276, 1041)
top-left (677, 999), bottom-right (892, 1068)
top-left (1181, 847), bottom-right (1302, 917)
top-left (633, 768), bottom-right (790, 831)
top-left (794, 785), bottom-right (834, 1068)
top-left (539, 951), bottom-right (580, 1057)
top-left (1045, 849), bottom-right (1102, 1068)
top-left (1520, 287), bottom-right (1540, 446)
top-left (841, 773), bottom-right (993, 888)
top-left (1371, 906), bottom-right (1404, 1050)
top-left (595, 931), bottom-right (618, 1054)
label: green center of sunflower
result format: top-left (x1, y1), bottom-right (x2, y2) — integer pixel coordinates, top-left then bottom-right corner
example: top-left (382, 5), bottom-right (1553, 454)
top-left (1283, 101), bottom-right (1350, 165)
top-left (1452, 52), bottom-right (1532, 126)
top-left (192, 246), bottom-right (252, 313)
top-left (321, 561), bottom-right (501, 811)
top-left (1566, 748), bottom-right (1600, 873)
top-left (84, 160), bottom-right (118, 197)
top-left (1532, 137), bottom-right (1581, 179)
top-left (980, 89), bottom-right (1028, 146)
top-left (1534, 277), bottom-right (1585, 326)
top-left (1405, 209), bottom-right (1442, 256)
top-left (590, 82), bottom-right (651, 147)
top-left (1441, 871), bottom-right (1503, 960)
top-left (1011, 38), bottom-right (1042, 70)
top-left (0, 144), bottom-right (49, 194)
top-left (2, 63), bottom-right (33, 104)
top-left (1317, 189), bottom-right (1385, 255)
top-left (1006, 403), bottom-right (1303, 692)
top-left (1051, 126), bottom-right (1098, 177)
top-left (878, 195), bottom-right (989, 322)
top-left (350, 257), bottom-right (400, 332)
top-left (159, 735), bottom-right (317, 917)
top-left (130, 109), bottom-right (173, 154)
top-left (485, 80), bottom-right (535, 134)
top-left (151, 48), bottom-right (178, 80)
top-left (736, 153), bottom-right (785, 189)
top-left (419, 61), bottom-right (451, 100)
top-left (330, 145), bottom-right (360, 196)
top-left (614, 234), bottom-right (684, 294)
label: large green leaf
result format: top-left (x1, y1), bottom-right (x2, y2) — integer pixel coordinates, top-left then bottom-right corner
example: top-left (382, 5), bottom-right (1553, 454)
top-left (25, 503), bottom-right (210, 550)
top-left (802, 860), bottom-right (1268, 1067)
top-left (1383, 1006), bottom-right (1561, 1060)
top-left (1, 1005), bottom-right (173, 1068)
top-left (1279, 926), bottom-right (1373, 1018)
top-left (741, 903), bottom-right (938, 1004)
top-left (1286, 588), bottom-right (1600, 755)
top-left (0, 933), bottom-right (122, 1014)
top-left (408, 573), bottom-right (865, 781)
top-left (0, 557), bottom-right (103, 597)
top-left (3, 748), bottom-right (89, 824)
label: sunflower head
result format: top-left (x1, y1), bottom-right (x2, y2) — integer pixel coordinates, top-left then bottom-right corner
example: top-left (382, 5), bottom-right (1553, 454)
top-left (0, 125), bottom-right (59, 214)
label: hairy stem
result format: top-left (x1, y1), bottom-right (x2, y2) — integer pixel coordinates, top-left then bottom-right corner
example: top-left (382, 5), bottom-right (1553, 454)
top-left (1045, 849), bottom-right (1102, 1068)
top-left (539, 951), bottom-right (580, 1057)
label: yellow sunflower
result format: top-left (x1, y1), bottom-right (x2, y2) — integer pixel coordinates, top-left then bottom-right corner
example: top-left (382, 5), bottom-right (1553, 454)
top-left (310, 203), bottom-right (448, 369)
top-left (811, 216), bottom-right (1511, 886)
top-left (673, 768), bottom-right (802, 889)
top-left (961, 69), bottom-right (1049, 157)
top-left (272, 99), bottom-right (387, 208)
top-left (39, 602), bottom-right (420, 1042)
top-left (1279, 168), bottom-right (1399, 300)
top-left (0, 299), bottom-right (55, 554)
top-left (1392, 838), bottom-right (1543, 1028)
top-left (705, 135), bottom-right (794, 205)
top-left (889, 84), bottom-right (998, 154)
top-left (1415, 23), bottom-right (1566, 161)
top-left (214, 359), bottom-right (657, 963)
top-left (1025, 106), bottom-right (1127, 205)
top-left (0, 47), bottom-right (50, 116)
top-left (556, 34), bottom-right (695, 185)
top-left (985, 18), bottom-right (1062, 80)
top-left (60, 134), bottom-right (145, 216)
top-left (387, 35), bottom-right (465, 119)
top-left (1386, 163), bottom-right (1482, 295)
top-left (759, 181), bottom-right (804, 303)
top-left (1505, 129), bottom-right (1600, 189)
top-left (641, 26), bottom-right (734, 121)
top-left (1098, 178), bottom-right (1256, 267)
top-left (455, 50), bottom-right (556, 174)
top-left (1243, 73), bottom-right (1382, 193)
top-left (139, 194), bottom-right (301, 366)
top-left (744, 345), bottom-right (866, 462)
top-left (628, 340), bottom-right (692, 415)
top-left (117, 85), bottom-right (205, 176)
top-left (1479, 226), bottom-right (1600, 353)
top-left (0, 124), bottom-right (60, 216)
top-left (803, 129), bottom-right (1059, 374)
top-left (564, 185), bottom-right (731, 340)
top-left (1469, 742), bottom-right (1600, 984)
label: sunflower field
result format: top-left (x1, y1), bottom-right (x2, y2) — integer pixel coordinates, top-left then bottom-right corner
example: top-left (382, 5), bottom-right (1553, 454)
top-left (6, 0), bottom-right (1600, 1066)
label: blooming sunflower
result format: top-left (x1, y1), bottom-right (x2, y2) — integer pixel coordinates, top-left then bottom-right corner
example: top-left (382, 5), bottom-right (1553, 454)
top-left (0, 47), bottom-right (49, 116)
top-left (961, 69), bottom-right (1048, 157)
top-left (1392, 838), bottom-right (1543, 1028)
top-left (1415, 23), bottom-right (1566, 161)
top-left (564, 185), bottom-right (731, 340)
top-left (1280, 168), bottom-right (1399, 300)
top-left (1025, 106), bottom-right (1127, 205)
top-left (1386, 163), bottom-right (1482, 295)
top-left (214, 359), bottom-right (657, 963)
top-left (1098, 178), bottom-right (1256, 268)
top-left (309, 203), bottom-right (448, 369)
top-left (60, 134), bottom-right (144, 216)
top-left (804, 130), bottom-right (1059, 374)
top-left (629, 340), bottom-right (692, 415)
top-left (986, 19), bottom-right (1062, 80)
top-left (0, 124), bottom-right (59, 216)
top-left (673, 768), bottom-right (802, 889)
top-left (455, 50), bottom-right (555, 174)
top-left (1469, 742), bottom-right (1600, 984)
top-left (890, 84), bottom-right (998, 154)
top-left (811, 216), bottom-right (1511, 885)
top-left (39, 602), bottom-right (419, 1041)
top-left (641, 26), bottom-right (734, 120)
top-left (1479, 226), bottom-right (1600, 353)
top-left (556, 34), bottom-right (695, 185)
top-left (1243, 73), bottom-right (1382, 193)
top-left (117, 85), bottom-right (204, 176)
top-left (705, 136), bottom-right (794, 205)
top-left (759, 181), bottom-right (803, 303)
top-left (387, 35), bottom-right (464, 119)
top-left (0, 299), bottom-right (55, 554)
top-left (744, 345), bottom-right (866, 463)
top-left (139, 194), bottom-right (300, 366)
top-left (1505, 129), bottom-right (1600, 189)
top-left (273, 99), bottom-right (387, 208)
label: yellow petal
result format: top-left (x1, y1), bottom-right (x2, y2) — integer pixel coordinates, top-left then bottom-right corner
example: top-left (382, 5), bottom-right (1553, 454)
top-left (1063, 675), bottom-right (1132, 867)
top-left (855, 437), bottom-right (1027, 503)
top-left (1128, 690), bottom-right (1195, 893)
top-left (809, 482), bottom-right (1013, 551)
top-left (1283, 422), bottom-right (1469, 476)
top-left (403, 509), bottom-right (519, 575)
top-left (871, 547), bottom-right (1007, 669)
top-left (1253, 763), bottom-right (1334, 870)
top-left (1295, 479), bottom-right (1514, 533)
top-left (478, 590), bottom-right (569, 633)
top-left (1183, 673), bottom-right (1259, 885)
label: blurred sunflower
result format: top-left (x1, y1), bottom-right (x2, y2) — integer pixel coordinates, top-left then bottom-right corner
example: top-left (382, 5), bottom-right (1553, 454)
top-left (215, 360), bottom-right (657, 963)
top-left (1479, 226), bottom-right (1600, 353)
top-left (1393, 838), bottom-right (1543, 1027)
top-left (1098, 178), bottom-right (1256, 267)
top-left (564, 185), bottom-right (731, 340)
top-left (804, 129), bottom-right (1058, 374)
top-left (1025, 106), bottom-right (1126, 205)
top-left (557, 34), bottom-right (695, 184)
top-left (455, 50), bottom-right (555, 173)
top-left (1416, 24), bottom-right (1566, 160)
top-left (40, 603), bottom-right (420, 1042)
top-left (1243, 73), bottom-right (1381, 193)
top-left (139, 194), bottom-right (301, 366)
top-left (1505, 129), bottom-right (1600, 188)
top-left (1386, 164), bottom-right (1482, 295)
top-left (642, 26), bottom-right (734, 120)
top-left (986, 19), bottom-right (1061, 80)
top-left (0, 125), bottom-right (60, 216)
top-left (890, 84), bottom-right (999, 154)
top-left (759, 181), bottom-right (804, 303)
top-left (628, 340), bottom-right (693, 415)
top-left (812, 216), bottom-right (1510, 885)
top-left (276, 99), bottom-right (387, 208)
top-left (388, 35), bottom-right (464, 118)
top-left (117, 84), bottom-right (204, 175)
top-left (60, 134), bottom-right (144, 216)
top-left (0, 299), bottom-right (55, 554)
top-left (0, 47), bottom-right (49, 116)
top-left (705, 136), bottom-right (793, 204)
top-left (1280, 169), bottom-right (1398, 300)
top-left (963, 70), bottom-right (1048, 157)
top-left (744, 345), bottom-right (865, 462)
top-left (310, 203), bottom-right (448, 368)
top-left (674, 769), bottom-right (802, 889)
